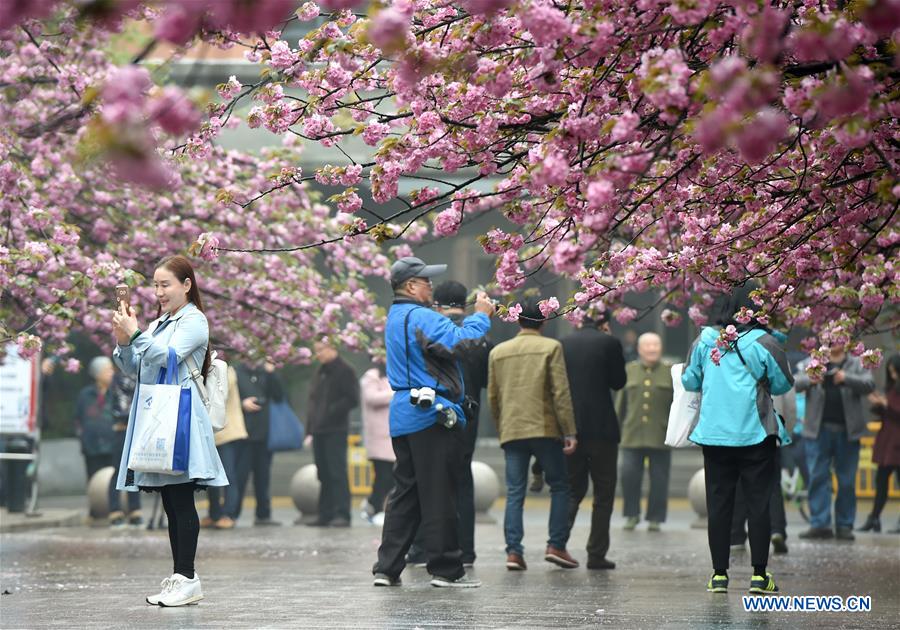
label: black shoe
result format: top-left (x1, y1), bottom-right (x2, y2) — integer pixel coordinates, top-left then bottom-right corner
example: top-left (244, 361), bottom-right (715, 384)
top-left (771, 533), bottom-right (788, 554)
top-left (305, 519), bottom-right (331, 527)
top-left (329, 517), bottom-right (351, 528)
top-left (835, 527), bottom-right (855, 541)
top-left (586, 557), bottom-right (616, 570)
top-left (857, 514), bottom-right (881, 532)
top-left (254, 518), bottom-right (282, 527)
top-left (798, 527), bottom-right (834, 540)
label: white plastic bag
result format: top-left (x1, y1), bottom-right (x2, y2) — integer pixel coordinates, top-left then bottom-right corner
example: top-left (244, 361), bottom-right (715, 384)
top-left (665, 363), bottom-right (701, 448)
top-left (128, 349), bottom-right (191, 474)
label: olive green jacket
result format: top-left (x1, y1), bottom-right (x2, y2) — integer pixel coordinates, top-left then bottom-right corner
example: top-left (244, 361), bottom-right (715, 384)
top-left (616, 360), bottom-right (673, 449)
top-left (488, 330), bottom-right (577, 445)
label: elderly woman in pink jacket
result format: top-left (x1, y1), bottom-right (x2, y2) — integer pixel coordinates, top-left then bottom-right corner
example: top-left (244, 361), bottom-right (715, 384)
top-left (360, 365), bottom-right (395, 525)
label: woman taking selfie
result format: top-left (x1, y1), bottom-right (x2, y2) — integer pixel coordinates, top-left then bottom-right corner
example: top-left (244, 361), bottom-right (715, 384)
top-left (111, 255), bottom-right (227, 607)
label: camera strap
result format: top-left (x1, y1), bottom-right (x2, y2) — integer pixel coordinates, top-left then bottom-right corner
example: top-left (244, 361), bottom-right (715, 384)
top-left (403, 306), bottom-right (423, 390)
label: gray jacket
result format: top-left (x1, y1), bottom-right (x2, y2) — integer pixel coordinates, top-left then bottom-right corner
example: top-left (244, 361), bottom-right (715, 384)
top-left (795, 356), bottom-right (875, 441)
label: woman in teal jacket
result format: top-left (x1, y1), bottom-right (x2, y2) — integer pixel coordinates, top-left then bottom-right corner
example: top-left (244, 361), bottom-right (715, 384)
top-left (112, 255), bottom-right (226, 608)
top-left (682, 287), bottom-right (793, 595)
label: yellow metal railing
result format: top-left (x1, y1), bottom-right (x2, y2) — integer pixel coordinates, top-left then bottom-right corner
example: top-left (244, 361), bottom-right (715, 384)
top-left (857, 421), bottom-right (900, 499)
top-left (348, 434), bottom-right (374, 496)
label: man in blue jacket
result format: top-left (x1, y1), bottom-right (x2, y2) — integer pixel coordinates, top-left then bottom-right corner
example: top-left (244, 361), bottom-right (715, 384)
top-left (373, 257), bottom-right (494, 589)
top-left (682, 287), bottom-right (794, 596)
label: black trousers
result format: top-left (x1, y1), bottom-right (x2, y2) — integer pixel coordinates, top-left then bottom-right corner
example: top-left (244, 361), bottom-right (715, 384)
top-left (731, 447), bottom-right (786, 543)
top-left (873, 466), bottom-right (900, 518)
top-left (703, 437), bottom-right (777, 574)
top-left (368, 460), bottom-right (395, 513)
top-left (228, 440), bottom-right (274, 521)
top-left (161, 483), bottom-right (199, 579)
top-left (374, 423), bottom-right (465, 581)
top-left (457, 415), bottom-right (477, 564)
top-left (567, 439), bottom-right (618, 560)
top-left (313, 432), bottom-right (350, 522)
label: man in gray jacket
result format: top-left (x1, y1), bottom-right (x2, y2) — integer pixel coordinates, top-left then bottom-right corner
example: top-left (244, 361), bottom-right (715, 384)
top-left (795, 347), bottom-right (875, 541)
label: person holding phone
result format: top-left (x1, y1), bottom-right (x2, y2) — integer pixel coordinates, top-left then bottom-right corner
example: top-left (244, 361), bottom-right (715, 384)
top-left (230, 361), bottom-right (285, 526)
top-left (111, 255), bottom-right (227, 607)
top-left (795, 345), bottom-right (875, 541)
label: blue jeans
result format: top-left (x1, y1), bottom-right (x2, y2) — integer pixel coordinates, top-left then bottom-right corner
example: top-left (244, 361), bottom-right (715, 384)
top-left (503, 438), bottom-right (571, 555)
top-left (805, 428), bottom-right (860, 529)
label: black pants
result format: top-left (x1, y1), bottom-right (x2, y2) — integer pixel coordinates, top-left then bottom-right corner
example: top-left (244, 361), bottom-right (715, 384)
top-left (368, 460), bottom-right (395, 513)
top-left (731, 447), bottom-right (786, 543)
top-left (567, 439), bottom-right (618, 560)
top-left (703, 437), bottom-right (777, 575)
top-left (161, 483), bottom-right (199, 579)
top-left (409, 414), bottom-right (478, 563)
top-left (374, 423), bottom-right (464, 581)
top-left (313, 432), bottom-right (350, 522)
top-left (620, 447), bottom-right (671, 522)
top-left (228, 440), bottom-right (274, 521)
top-left (872, 466), bottom-right (900, 518)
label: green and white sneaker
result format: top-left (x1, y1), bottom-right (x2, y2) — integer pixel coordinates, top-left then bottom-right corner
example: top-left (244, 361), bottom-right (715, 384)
top-left (623, 516), bottom-right (639, 531)
top-left (706, 574), bottom-right (728, 593)
top-left (749, 572), bottom-right (779, 594)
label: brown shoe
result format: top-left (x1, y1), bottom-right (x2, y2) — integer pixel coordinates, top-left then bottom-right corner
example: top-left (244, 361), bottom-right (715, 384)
top-left (199, 517), bottom-right (215, 529)
top-left (506, 553), bottom-right (527, 571)
top-left (544, 546), bottom-right (579, 569)
top-left (214, 517), bottom-right (235, 529)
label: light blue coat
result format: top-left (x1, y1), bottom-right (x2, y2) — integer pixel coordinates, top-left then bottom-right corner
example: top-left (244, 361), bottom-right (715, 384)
top-left (113, 302), bottom-right (228, 491)
top-left (682, 326), bottom-right (794, 447)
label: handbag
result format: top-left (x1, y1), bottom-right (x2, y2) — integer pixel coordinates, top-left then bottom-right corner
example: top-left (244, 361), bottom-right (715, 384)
top-left (665, 363), bottom-right (701, 448)
top-left (127, 348), bottom-right (191, 474)
top-left (267, 400), bottom-right (305, 452)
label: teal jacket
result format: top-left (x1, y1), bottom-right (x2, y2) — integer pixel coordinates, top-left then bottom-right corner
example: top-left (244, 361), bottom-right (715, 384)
top-left (682, 326), bottom-right (794, 447)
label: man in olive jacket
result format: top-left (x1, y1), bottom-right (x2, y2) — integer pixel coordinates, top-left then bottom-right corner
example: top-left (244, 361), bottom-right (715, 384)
top-left (488, 297), bottom-right (579, 571)
top-left (615, 333), bottom-right (673, 532)
top-left (561, 312), bottom-right (627, 569)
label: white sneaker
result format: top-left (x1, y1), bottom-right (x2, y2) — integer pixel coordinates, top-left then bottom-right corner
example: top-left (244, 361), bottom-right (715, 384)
top-left (372, 512), bottom-right (385, 527)
top-left (146, 575), bottom-right (176, 605)
top-left (158, 573), bottom-right (203, 607)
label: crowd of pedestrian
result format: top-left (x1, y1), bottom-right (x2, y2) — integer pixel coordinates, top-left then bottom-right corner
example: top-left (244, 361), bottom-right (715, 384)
top-left (48, 253), bottom-right (896, 606)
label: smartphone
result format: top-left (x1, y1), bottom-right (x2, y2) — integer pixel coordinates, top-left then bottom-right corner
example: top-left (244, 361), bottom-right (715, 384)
top-left (115, 284), bottom-right (130, 310)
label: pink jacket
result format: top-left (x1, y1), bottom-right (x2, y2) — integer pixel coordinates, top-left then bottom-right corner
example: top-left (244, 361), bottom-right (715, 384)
top-left (360, 369), bottom-right (395, 462)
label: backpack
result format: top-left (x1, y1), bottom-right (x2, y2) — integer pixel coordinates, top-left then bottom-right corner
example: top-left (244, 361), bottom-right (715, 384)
top-left (186, 351), bottom-right (228, 432)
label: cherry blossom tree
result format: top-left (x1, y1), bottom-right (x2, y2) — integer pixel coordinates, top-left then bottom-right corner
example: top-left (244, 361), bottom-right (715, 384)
top-left (2, 0), bottom-right (898, 374)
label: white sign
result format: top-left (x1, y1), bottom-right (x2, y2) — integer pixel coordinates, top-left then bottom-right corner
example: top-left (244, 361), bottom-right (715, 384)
top-left (0, 342), bottom-right (39, 436)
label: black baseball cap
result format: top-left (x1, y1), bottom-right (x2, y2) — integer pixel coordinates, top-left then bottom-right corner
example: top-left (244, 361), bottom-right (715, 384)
top-left (433, 281), bottom-right (468, 308)
top-left (390, 256), bottom-right (447, 289)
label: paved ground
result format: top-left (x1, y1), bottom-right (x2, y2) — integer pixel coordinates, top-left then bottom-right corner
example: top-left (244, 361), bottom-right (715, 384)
top-left (1, 496), bottom-right (898, 629)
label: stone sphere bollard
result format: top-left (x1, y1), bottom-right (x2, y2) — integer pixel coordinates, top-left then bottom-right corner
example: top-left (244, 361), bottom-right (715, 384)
top-left (87, 466), bottom-right (128, 519)
top-left (290, 464), bottom-right (320, 515)
top-left (471, 460), bottom-right (500, 521)
top-left (688, 468), bottom-right (707, 528)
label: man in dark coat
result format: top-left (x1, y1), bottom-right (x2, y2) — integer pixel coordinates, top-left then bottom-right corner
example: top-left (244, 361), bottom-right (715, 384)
top-left (307, 340), bottom-right (359, 527)
top-left (233, 362), bottom-right (285, 526)
top-left (561, 312), bottom-right (627, 569)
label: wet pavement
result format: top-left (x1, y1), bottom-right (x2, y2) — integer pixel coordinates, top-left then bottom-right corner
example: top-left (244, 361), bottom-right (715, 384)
top-left (1, 497), bottom-right (898, 629)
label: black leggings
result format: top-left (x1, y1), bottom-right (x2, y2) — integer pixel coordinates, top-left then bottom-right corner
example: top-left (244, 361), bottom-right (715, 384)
top-left (703, 437), bottom-right (777, 576)
top-left (873, 466), bottom-right (900, 518)
top-left (161, 483), bottom-right (199, 579)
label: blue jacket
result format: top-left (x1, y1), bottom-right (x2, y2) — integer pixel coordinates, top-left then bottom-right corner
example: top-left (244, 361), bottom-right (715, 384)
top-left (113, 302), bottom-right (228, 491)
top-left (385, 298), bottom-right (491, 437)
top-left (682, 326), bottom-right (794, 447)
